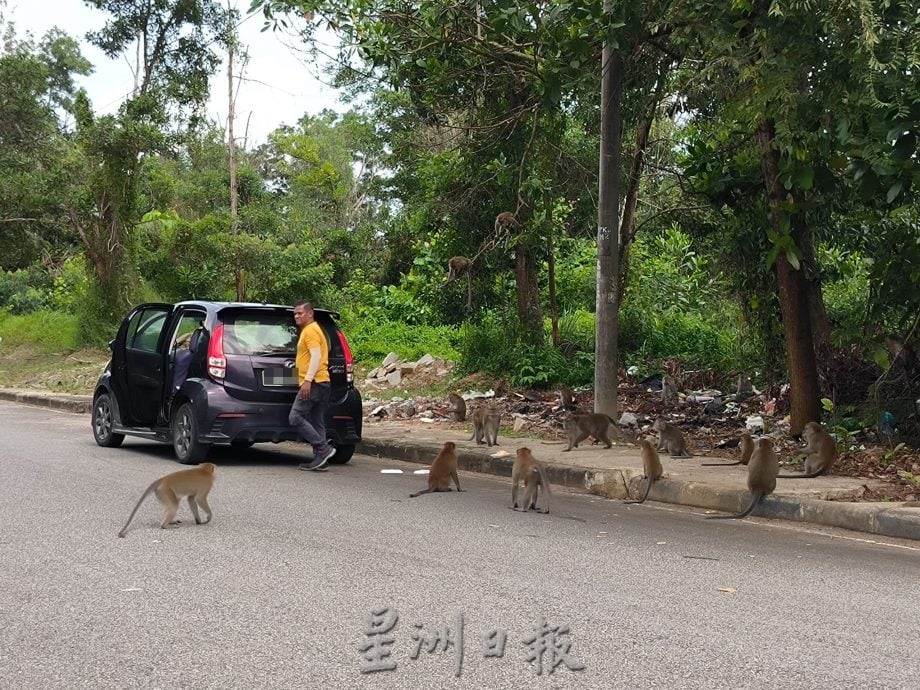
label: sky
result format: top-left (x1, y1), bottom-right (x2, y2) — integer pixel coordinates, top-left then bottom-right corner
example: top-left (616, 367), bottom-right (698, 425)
top-left (6, 0), bottom-right (346, 146)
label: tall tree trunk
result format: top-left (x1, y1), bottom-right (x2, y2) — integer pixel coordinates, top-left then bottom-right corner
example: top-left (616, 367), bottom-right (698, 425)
top-left (515, 242), bottom-right (544, 346)
top-left (757, 119), bottom-right (821, 434)
top-left (616, 114), bottom-right (653, 306)
top-left (793, 216), bottom-right (832, 351)
top-left (227, 9), bottom-right (243, 301)
top-left (595, 17), bottom-right (624, 418)
top-left (546, 190), bottom-right (560, 347)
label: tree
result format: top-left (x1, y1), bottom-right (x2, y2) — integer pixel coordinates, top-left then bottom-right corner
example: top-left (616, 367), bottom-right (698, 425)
top-left (69, 0), bottom-right (232, 335)
top-left (0, 19), bottom-right (91, 270)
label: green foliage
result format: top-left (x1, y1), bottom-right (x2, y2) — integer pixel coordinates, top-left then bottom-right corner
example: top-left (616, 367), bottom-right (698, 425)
top-left (339, 313), bottom-right (461, 367)
top-left (458, 312), bottom-right (593, 387)
top-left (0, 309), bottom-right (79, 351)
top-left (0, 258), bottom-right (89, 315)
top-left (556, 309), bottom-right (596, 356)
top-left (619, 305), bottom-right (742, 374)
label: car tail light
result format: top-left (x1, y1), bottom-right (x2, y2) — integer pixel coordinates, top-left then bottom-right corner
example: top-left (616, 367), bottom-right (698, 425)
top-left (207, 323), bottom-right (227, 380)
top-left (337, 330), bottom-right (354, 384)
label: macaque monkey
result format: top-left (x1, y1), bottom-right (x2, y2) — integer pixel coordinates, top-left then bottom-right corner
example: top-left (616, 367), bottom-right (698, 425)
top-left (494, 211), bottom-right (520, 234)
top-left (556, 385), bottom-right (577, 411)
top-left (441, 256), bottom-right (473, 308)
top-left (511, 447), bottom-right (551, 513)
top-left (624, 440), bottom-right (664, 504)
top-left (736, 374), bottom-right (753, 396)
top-left (706, 438), bottom-right (778, 519)
top-left (653, 418), bottom-right (693, 457)
top-left (563, 412), bottom-right (617, 451)
top-left (443, 256), bottom-right (471, 284)
top-left (410, 441), bottom-right (463, 497)
top-left (702, 432), bottom-right (754, 467)
top-left (447, 392), bottom-right (467, 422)
top-left (118, 463), bottom-right (216, 537)
top-left (661, 375), bottom-right (679, 406)
top-left (777, 421), bottom-right (838, 478)
top-left (469, 405), bottom-right (501, 446)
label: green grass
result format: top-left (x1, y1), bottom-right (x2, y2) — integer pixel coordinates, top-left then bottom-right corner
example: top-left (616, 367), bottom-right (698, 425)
top-left (0, 309), bottom-right (80, 352)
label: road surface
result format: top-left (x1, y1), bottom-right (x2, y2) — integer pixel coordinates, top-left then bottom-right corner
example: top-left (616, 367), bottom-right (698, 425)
top-left (1, 400), bottom-right (918, 688)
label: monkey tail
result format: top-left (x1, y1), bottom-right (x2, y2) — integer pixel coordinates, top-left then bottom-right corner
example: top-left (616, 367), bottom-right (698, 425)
top-left (117, 481), bottom-right (158, 537)
top-left (701, 461), bottom-right (741, 467)
top-left (705, 491), bottom-right (763, 520)
top-left (535, 462), bottom-right (552, 497)
top-left (624, 476), bottom-right (654, 504)
top-left (409, 488), bottom-right (433, 498)
top-left (777, 470), bottom-right (824, 478)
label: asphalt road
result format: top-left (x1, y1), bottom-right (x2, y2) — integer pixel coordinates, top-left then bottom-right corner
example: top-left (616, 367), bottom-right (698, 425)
top-left (1, 400), bottom-right (919, 690)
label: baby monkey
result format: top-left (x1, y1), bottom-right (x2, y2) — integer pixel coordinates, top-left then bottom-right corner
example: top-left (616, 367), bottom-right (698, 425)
top-left (562, 412), bottom-right (617, 451)
top-left (118, 462), bottom-right (216, 537)
top-left (410, 441), bottom-right (463, 497)
top-left (624, 439), bottom-right (664, 504)
top-left (469, 405), bottom-right (501, 446)
top-left (706, 438), bottom-right (778, 520)
top-left (511, 447), bottom-right (551, 514)
top-left (702, 432), bottom-right (754, 467)
top-left (653, 418), bottom-right (693, 457)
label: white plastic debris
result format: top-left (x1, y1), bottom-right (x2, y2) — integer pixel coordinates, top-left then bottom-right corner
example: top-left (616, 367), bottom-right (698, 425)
top-left (745, 415), bottom-right (765, 432)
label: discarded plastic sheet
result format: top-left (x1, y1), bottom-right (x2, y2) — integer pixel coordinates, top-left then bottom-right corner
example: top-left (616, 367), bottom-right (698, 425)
top-left (490, 450), bottom-right (511, 458)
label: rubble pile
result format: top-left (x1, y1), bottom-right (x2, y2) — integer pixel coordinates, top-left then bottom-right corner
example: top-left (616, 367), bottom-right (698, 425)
top-left (360, 372), bottom-right (920, 501)
top-left (363, 352), bottom-right (454, 389)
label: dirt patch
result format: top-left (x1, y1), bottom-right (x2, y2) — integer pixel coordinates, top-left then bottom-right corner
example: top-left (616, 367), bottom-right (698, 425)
top-left (0, 345), bottom-right (109, 394)
top-left (370, 378), bottom-right (920, 503)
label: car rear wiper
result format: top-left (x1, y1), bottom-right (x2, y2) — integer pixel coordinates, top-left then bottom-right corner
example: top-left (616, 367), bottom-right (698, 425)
top-left (249, 348), bottom-right (295, 356)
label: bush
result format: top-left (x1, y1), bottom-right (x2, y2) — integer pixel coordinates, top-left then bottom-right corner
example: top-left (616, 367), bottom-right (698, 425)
top-left (0, 309), bottom-right (79, 351)
top-left (340, 313), bottom-right (461, 367)
top-left (459, 312), bottom-right (594, 387)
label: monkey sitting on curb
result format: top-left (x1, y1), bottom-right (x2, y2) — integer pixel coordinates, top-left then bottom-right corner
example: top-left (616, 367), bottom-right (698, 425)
top-left (706, 438), bottom-right (778, 520)
top-left (624, 439), bottom-right (664, 505)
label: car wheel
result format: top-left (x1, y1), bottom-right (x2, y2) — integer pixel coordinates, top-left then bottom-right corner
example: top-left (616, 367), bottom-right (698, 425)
top-left (328, 442), bottom-right (355, 464)
top-left (172, 402), bottom-right (210, 464)
top-left (92, 393), bottom-right (125, 448)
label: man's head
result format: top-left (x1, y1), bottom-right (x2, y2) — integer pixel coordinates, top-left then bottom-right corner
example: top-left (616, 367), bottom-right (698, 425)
top-left (293, 300), bottom-right (314, 328)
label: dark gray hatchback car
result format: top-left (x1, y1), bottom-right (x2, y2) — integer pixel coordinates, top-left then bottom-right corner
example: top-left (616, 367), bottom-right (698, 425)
top-left (91, 301), bottom-right (363, 464)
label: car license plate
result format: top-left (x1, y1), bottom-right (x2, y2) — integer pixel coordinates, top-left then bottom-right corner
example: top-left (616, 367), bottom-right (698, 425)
top-left (262, 367), bottom-right (299, 387)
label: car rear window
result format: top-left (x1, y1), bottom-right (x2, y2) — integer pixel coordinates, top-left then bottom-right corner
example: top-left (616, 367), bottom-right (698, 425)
top-left (221, 312), bottom-right (298, 355)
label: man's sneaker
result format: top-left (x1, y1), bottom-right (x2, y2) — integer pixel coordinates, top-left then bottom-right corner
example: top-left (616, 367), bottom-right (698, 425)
top-left (299, 445), bottom-right (336, 472)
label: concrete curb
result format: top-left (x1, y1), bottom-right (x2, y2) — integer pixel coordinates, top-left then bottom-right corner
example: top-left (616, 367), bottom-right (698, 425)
top-left (2, 388), bottom-right (917, 542)
top-left (0, 388), bottom-right (92, 414)
top-left (359, 437), bottom-right (920, 543)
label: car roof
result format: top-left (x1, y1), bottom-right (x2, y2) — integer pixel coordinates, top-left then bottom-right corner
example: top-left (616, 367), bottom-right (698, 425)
top-left (173, 301), bottom-right (340, 319)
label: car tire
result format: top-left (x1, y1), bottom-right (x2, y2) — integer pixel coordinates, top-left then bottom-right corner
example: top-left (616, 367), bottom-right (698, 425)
top-left (172, 402), bottom-right (210, 464)
top-left (328, 442), bottom-right (355, 464)
top-left (92, 393), bottom-right (125, 448)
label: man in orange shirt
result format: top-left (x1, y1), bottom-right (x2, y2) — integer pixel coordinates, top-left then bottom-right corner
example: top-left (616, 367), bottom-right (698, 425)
top-left (289, 300), bottom-right (335, 471)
